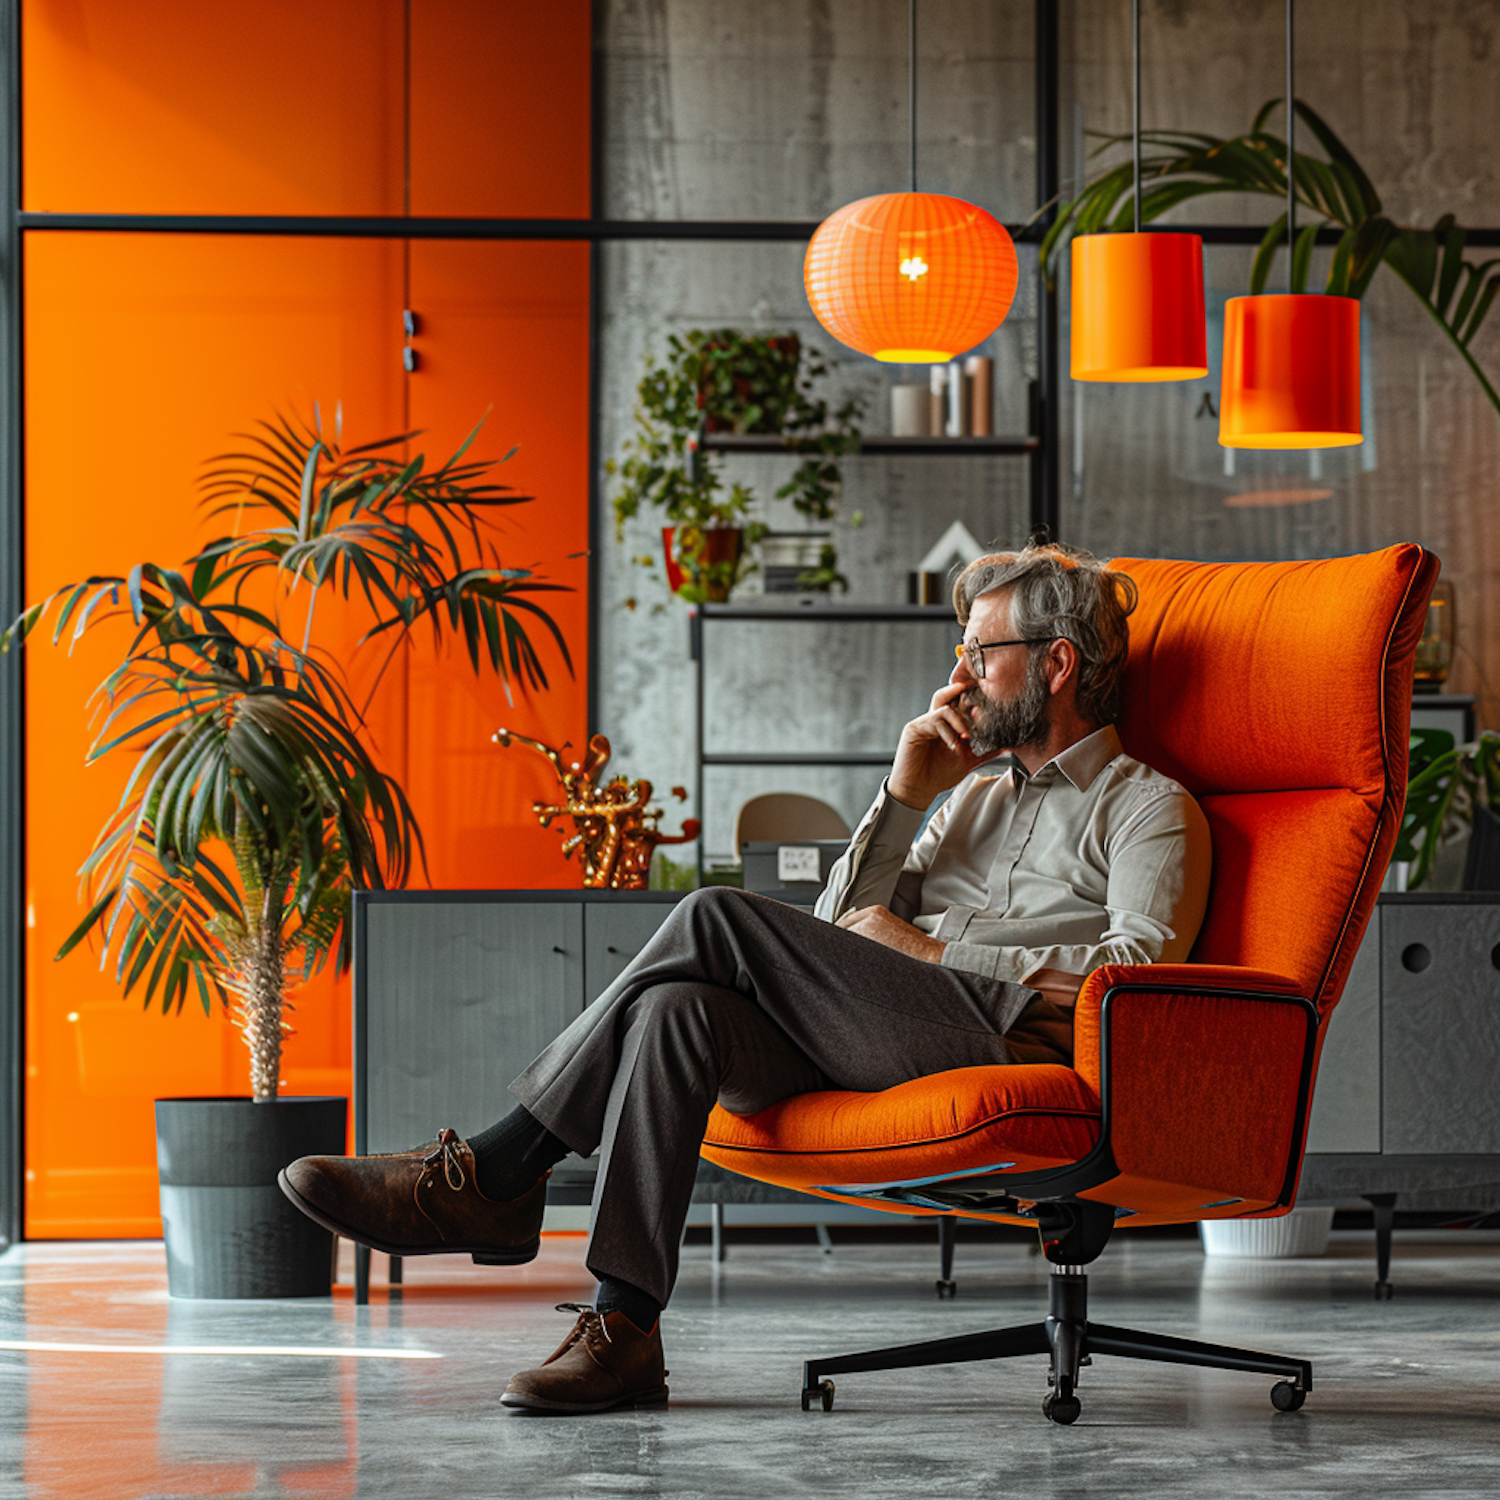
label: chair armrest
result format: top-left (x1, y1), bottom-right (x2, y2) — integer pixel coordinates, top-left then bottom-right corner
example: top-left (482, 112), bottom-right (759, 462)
top-left (1071, 964), bottom-right (1319, 1213)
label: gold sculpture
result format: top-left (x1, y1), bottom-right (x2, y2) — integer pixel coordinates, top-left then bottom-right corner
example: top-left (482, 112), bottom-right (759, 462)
top-left (492, 729), bottom-right (700, 889)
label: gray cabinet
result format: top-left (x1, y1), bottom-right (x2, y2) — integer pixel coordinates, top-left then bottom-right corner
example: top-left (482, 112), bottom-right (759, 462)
top-left (1304, 909), bottom-right (1382, 1154)
top-left (360, 899), bottom-right (588, 1154)
top-left (585, 903), bottom-right (673, 997)
top-left (1382, 900), bottom-right (1500, 1155)
top-left (1300, 895), bottom-right (1500, 1222)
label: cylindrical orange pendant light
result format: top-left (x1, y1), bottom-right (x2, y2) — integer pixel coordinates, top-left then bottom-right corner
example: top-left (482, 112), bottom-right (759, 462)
top-left (804, 0), bottom-right (1018, 363)
top-left (1071, 233), bottom-right (1206, 380)
top-left (1070, 0), bottom-right (1206, 382)
top-left (1220, 0), bottom-right (1362, 449)
top-left (804, 193), bottom-right (1019, 362)
top-left (1219, 294), bottom-right (1361, 447)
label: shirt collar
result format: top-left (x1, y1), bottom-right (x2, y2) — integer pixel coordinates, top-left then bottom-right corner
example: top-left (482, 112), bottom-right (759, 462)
top-left (1004, 723), bottom-right (1123, 792)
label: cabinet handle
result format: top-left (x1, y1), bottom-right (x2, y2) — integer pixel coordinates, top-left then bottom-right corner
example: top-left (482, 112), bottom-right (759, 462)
top-left (1401, 943), bottom-right (1431, 973)
top-left (606, 945), bottom-right (621, 955)
top-left (552, 946), bottom-right (566, 956)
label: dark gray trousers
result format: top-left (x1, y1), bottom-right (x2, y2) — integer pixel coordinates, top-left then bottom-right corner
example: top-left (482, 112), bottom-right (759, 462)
top-left (509, 886), bottom-right (1037, 1307)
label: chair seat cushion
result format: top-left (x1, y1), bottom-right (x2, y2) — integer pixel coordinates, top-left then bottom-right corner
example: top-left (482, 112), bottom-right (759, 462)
top-left (701, 1063), bottom-right (1101, 1193)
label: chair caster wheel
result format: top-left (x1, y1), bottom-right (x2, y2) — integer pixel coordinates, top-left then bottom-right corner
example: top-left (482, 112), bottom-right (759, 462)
top-left (1374, 1279), bottom-right (1393, 1301)
top-left (801, 1379), bottom-right (835, 1412)
top-left (1042, 1393), bottom-right (1081, 1425)
top-left (935, 1279), bottom-right (957, 1299)
top-left (1270, 1381), bottom-right (1307, 1412)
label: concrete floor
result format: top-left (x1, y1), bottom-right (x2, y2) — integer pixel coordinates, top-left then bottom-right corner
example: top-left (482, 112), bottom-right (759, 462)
top-left (1, 1228), bottom-right (1497, 1499)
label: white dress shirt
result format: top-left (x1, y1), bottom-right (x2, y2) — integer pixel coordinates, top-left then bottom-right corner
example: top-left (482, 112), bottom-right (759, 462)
top-left (815, 724), bottom-right (1212, 992)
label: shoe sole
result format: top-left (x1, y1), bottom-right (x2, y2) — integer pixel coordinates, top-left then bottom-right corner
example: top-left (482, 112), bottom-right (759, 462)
top-left (276, 1169), bottom-right (540, 1266)
top-left (500, 1385), bottom-right (670, 1414)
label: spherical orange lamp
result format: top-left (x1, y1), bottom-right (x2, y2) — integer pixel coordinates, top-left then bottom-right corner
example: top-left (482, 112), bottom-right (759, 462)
top-left (1219, 294), bottom-right (1362, 448)
top-left (804, 191), bottom-right (1019, 363)
top-left (1071, 233), bottom-right (1207, 381)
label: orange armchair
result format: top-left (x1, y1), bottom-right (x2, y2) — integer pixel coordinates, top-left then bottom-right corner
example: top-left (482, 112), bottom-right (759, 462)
top-left (700, 544), bottom-right (1438, 1422)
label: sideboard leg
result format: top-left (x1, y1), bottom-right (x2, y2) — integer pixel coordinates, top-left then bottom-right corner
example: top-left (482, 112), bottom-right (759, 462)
top-left (711, 1201), bottom-right (726, 1263)
top-left (1363, 1193), bottom-right (1397, 1299)
top-left (355, 1243), bottom-right (371, 1306)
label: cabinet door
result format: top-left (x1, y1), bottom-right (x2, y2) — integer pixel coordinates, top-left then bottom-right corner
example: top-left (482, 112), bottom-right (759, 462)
top-left (1305, 909), bottom-right (1381, 1153)
top-left (363, 901), bottom-right (584, 1154)
top-left (584, 902), bottom-right (681, 1000)
top-left (1382, 902), bottom-right (1500, 1154)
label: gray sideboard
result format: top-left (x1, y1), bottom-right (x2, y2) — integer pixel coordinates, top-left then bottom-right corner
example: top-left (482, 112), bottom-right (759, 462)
top-left (352, 888), bottom-right (1500, 1302)
top-left (1300, 893), bottom-right (1500, 1293)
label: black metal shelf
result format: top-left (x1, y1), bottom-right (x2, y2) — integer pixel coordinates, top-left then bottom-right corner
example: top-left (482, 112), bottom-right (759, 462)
top-left (702, 752), bottom-right (896, 768)
top-left (696, 601), bottom-right (955, 625)
top-left (699, 433), bottom-right (1038, 456)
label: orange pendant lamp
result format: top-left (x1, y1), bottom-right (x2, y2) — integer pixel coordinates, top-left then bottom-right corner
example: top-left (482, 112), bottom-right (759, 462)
top-left (803, 0), bottom-right (1018, 363)
top-left (1220, 0), bottom-right (1362, 449)
top-left (1070, 0), bottom-right (1206, 382)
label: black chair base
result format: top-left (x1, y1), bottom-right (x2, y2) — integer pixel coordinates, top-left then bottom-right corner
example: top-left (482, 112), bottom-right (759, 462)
top-left (800, 1264), bottom-right (1312, 1423)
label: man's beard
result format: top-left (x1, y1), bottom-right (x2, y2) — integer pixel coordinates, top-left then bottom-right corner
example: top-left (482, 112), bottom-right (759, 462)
top-left (962, 650), bottom-right (1051, 758)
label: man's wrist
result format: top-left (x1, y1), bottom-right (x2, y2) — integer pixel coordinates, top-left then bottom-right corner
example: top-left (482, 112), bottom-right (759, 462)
top-left (886, 778), bottom-right (928, 811)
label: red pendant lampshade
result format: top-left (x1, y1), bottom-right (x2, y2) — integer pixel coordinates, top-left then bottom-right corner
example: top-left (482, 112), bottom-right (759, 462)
top-left (804, 191), bottom-right (1019, 363)
top-left (1070, 233), bottom-right (1207, 381)
top-left (1219, 294), bottom-right (1362, 448)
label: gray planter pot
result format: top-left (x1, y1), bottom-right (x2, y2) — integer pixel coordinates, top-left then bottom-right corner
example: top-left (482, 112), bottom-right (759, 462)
top-left (155, 1095), bottom-right (347, 1299)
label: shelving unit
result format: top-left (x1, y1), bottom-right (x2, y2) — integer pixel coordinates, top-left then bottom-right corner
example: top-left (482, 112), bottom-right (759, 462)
top-left (688, 602), bottom-right (960, 872)
top-left (700, 433), bottom-right (1039, 457)
top-left (687, 409), bottom-right (1046, 872)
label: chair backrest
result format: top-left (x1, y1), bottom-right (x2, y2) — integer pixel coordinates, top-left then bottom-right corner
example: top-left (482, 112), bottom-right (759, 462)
top-left (734, 792), bottom-right (852, 850)
top-left (1112, 547), bottom-right (1438, 1018)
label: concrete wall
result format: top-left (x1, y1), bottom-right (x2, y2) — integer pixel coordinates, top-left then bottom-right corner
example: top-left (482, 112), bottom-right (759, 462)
top-left (596, 0), bottom-right (1500, 863)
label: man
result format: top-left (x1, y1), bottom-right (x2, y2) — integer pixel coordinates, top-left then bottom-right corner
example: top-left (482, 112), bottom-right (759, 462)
top-left (281, 540), bottom-right (1211, 1414)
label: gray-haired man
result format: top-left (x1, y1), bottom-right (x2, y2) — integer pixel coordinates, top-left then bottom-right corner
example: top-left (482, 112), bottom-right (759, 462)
top-left (281, 541), bottom-right (1211, 1413)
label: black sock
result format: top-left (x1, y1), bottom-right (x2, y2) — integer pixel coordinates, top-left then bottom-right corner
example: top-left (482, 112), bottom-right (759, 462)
top-left (595, 1275), bottom-right (662, 1336)
top-left (468, 1105), bottom-right (571, 1202)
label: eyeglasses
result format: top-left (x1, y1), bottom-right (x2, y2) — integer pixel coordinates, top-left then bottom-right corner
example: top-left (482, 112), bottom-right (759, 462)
top-left (955, 637), bottom-right (1056, 679)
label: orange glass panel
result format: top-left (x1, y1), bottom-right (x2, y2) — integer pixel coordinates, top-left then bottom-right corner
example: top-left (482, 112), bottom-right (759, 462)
top-left (1070, 232), bottom-right (1208, 382)
top-left (25, 233), bottom-right (403, 1236)
top-left (409, 0), bottom-right (592, 218)
top-left (403, 241), bottom-right (592, 889)
top-left (22, 0), bottom-right (405, 214)
top-left (1219, 294), bottom-right (1363, 449)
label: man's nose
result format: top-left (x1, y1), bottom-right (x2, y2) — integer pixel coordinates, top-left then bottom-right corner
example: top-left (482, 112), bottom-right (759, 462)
top-left (950, 653), bottom-right (972, 686)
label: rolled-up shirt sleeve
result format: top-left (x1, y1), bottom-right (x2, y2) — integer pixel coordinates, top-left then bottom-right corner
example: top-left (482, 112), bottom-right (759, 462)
top-left (937, 788), bottom-right (1211, 985)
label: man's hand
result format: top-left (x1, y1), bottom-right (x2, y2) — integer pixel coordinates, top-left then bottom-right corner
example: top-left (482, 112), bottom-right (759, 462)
top-left (888, 681), bottom-right (992, 810)
top-left (836, 905), bottom-right (946, 963)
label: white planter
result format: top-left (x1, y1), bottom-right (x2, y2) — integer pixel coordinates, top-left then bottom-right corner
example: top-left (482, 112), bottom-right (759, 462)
top-left (1199, 1205), bottom-right (1336, 1259)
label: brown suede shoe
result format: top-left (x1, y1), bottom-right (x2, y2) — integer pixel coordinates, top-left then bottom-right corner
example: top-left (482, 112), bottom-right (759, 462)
top-left (278, 1128), bottom-right (547, 1265)
top-left (501, 1304), bottom-right (669, 1413)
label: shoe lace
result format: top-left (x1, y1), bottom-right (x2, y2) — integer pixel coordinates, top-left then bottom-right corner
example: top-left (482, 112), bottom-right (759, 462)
top-left (554, 1302), bottom-right (612, 1346)
top-left (421, 1128), bottom-right (468, 1192)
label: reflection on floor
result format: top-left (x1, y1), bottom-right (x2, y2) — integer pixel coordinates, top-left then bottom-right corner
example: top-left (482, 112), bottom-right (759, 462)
top-left (1, 1227), bottom-right (1497, 1498)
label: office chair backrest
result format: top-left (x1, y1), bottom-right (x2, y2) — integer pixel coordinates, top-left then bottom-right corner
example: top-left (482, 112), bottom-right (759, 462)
top-left (734, 792), bottom-right (852, 850)
top-left (1112, 548), bottom-right (1438, 1017)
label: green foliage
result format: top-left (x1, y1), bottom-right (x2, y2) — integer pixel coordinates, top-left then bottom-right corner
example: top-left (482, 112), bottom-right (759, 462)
top-left (1394, 728), bottom-right (1500, 890)
top-left (3, 410), bottom-right (572, 1084)
top-left (608, 329), bottom-right (862, 602)
top-left (1037, 97), bottom-right (1500, 419)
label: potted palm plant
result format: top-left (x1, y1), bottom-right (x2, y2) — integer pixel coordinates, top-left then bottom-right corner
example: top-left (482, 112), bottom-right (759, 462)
top-left (4, 409), bottom-right (571, 1297)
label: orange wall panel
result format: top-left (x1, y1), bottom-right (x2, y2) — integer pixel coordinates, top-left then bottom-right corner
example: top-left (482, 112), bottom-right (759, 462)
top-left (409, 0), bottom-right (592, 218)
top-left (404, 240), bottom-right (592, 889)
top-left (23, 0), bottom-right (405, 214)
top-left (24, 233), bottom-right (404, 1236)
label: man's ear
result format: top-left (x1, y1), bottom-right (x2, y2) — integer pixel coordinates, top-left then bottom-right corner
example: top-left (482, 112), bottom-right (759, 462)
top-left (1045, 637), bottom-right (1079, 697)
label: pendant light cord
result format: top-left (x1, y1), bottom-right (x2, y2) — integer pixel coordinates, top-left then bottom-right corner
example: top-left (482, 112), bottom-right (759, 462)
top-left (1286, 0), bottom-right (1296, 250)
top-left (909, 0), bottom-right (918, 192)
top-left (1132, 0), bottom-right (1142, 233)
